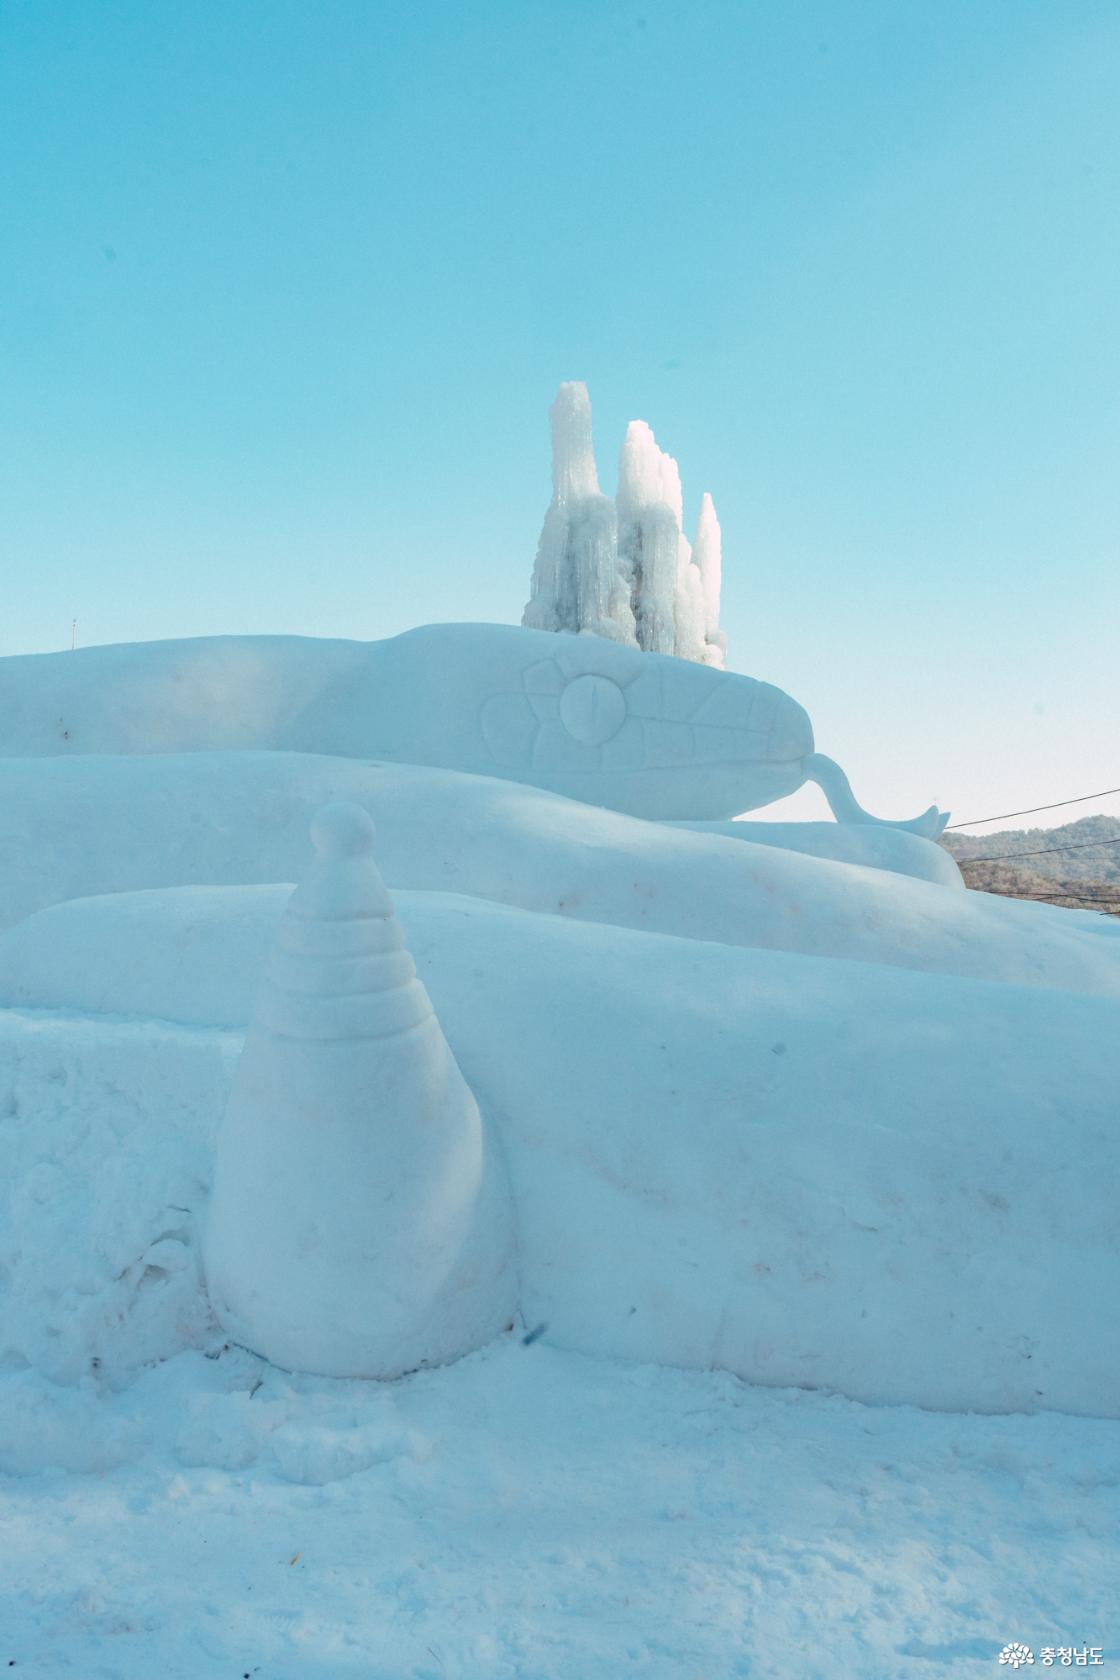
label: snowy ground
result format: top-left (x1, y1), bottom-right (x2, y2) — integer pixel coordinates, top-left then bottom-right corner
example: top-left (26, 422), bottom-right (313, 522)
top-left (3, 1337), bottom-right (1118, 1680)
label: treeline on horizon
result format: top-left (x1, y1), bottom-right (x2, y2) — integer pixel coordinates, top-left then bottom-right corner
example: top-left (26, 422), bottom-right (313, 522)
top-left (941, 815), bottom-right (1120, 917)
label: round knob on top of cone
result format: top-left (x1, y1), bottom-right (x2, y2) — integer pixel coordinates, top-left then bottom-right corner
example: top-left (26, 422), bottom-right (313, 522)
top-left (311, 801), bottom-right (376, 859)
top-left (287, 800), bottom-right (394, 924)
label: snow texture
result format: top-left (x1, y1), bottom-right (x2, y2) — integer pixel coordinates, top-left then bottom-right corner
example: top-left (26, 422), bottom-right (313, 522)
top-left (205, 803), bottom-right (516, 1378)
top-left (3, 1340), bottom-right (1116, 1679)
top-left (523, 383), bottom-right (727, 666)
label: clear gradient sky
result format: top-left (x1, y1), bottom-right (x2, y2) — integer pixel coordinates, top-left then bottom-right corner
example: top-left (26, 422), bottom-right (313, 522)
top-left (2, 0), bottom-right (1117, 831)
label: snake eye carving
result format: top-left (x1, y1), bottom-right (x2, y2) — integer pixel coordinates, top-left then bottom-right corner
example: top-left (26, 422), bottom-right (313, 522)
top-left (558, 674), bottom-right (627, 745)
top-left (480, 654), bottom-right (640, 772)
top-left (477, 643), bottom-right (804, 779)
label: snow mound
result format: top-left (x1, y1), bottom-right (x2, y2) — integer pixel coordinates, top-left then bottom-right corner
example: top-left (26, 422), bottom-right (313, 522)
top-left (2, 885), bottom-right (1117, 1415)
top-left (5, 750), bottom-right (1120, 998)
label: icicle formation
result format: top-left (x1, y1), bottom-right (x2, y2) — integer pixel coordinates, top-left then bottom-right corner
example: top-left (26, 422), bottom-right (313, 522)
top-left (692, 493), bottom-right (727, 669)
top-left (523, 383), bottom-right (631, 645)
top-left (205, 801), bottom-right (517, 1379)
top-left (522, 383), bottom-right (727, 668)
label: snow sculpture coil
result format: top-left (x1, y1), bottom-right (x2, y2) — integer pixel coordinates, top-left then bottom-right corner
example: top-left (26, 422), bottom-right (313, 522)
top-left (205, 801), bottom-right (517, 1378)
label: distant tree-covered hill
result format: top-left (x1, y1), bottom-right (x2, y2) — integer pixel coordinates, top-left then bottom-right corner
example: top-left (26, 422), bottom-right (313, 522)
top-left (941, 815), bottom-right (1120, 916)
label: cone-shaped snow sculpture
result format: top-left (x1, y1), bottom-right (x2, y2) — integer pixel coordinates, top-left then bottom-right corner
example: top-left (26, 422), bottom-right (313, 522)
top-left (205, 802), bottom-right (518, 1378)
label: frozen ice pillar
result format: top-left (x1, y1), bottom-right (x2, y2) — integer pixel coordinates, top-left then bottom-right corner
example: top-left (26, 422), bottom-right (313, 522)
top-left (693, 493), bottom-right (727, 669)
top-left (205, 802), bottom-right (518, 1378)
top-left (523, 382), bottom-right (634, 646)
top-left (523, 383), bottom-right (729, 665)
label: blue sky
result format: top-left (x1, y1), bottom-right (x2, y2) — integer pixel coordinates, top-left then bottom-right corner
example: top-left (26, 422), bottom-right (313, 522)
top-left (2, 0), bottom-right (1117, 829)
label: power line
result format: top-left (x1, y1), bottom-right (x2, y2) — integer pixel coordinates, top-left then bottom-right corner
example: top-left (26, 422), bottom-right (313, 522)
top-left (970, 887), bottom-right (1120, 911)
top-left (955, 836), bottom-right (1120, 865)
top-left (1011, 892), bottom-right (1120, 903)
top-left (946, 786), bottom-right (1120, 829)
top-left (992, 896), bottom-right (1120, 915)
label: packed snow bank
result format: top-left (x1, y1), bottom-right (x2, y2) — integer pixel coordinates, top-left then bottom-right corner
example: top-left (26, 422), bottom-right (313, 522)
top-left (5, 751), bottom-right (1120, 998)
top-left (2, 885), bottom-right (1117, 1414)
top-left (0, 885), bottom-right (292, 1028)
top-left (0, 1012), bottom-right (233, 1384)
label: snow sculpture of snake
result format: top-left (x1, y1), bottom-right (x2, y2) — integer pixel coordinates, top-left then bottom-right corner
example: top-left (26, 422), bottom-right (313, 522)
top-left (0, 622), bottom-right (948, 833)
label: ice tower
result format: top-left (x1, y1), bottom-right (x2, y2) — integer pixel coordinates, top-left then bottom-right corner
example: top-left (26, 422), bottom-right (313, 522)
top-left (523, 383), bottom-right (727, 668)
